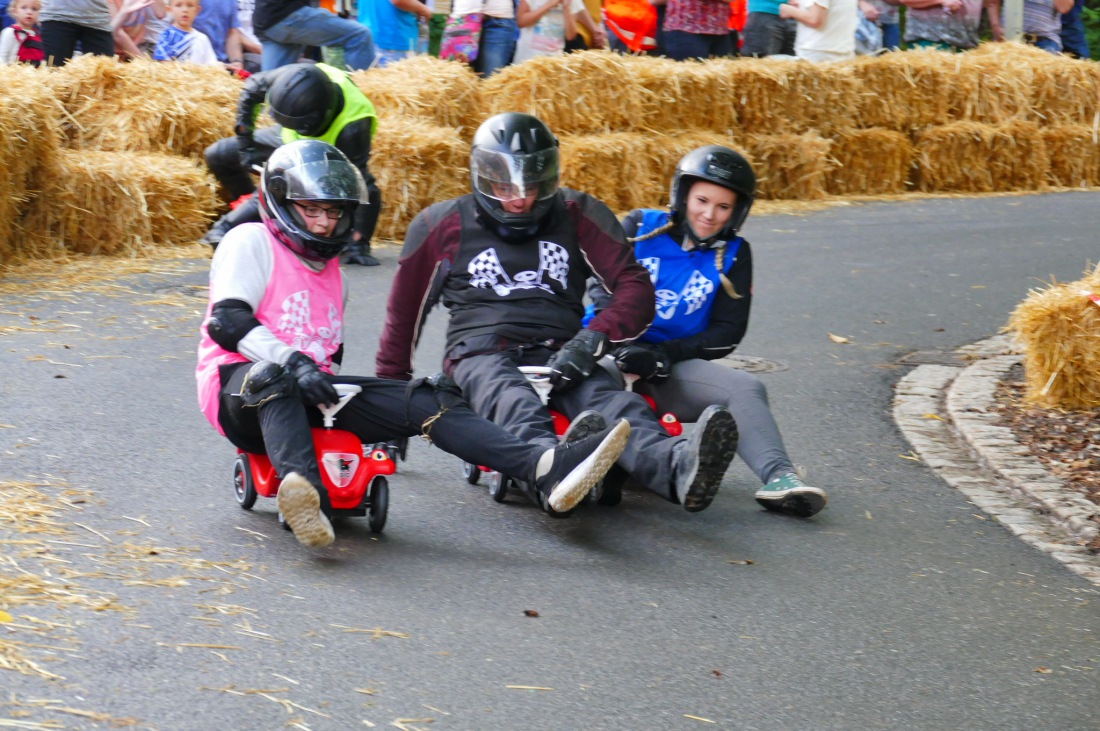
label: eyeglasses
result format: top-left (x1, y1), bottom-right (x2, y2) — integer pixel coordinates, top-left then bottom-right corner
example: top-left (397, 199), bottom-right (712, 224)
top-left (294, 202), bottom-right (344, 221)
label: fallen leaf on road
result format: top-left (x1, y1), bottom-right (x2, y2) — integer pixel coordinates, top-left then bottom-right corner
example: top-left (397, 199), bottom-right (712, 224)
top-left (726, 559), bottom-right (754, 565)
top-left (684, 715), bottom-right (717, 724)
top-left (711, 670), bottom-right (723, 678)
top-left (1035, 667), bottom-right (1053, 674)
top-left (523, 609), bottom-right (539, 617)
top-left (865, 511), bottom-right (873, 520)
top-left (827, 333), bottom-right (849, 344)
top-left (0, 610), bottom-right (12, 623)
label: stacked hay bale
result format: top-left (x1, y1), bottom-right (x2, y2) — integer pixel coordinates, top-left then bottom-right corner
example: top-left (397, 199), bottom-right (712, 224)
top-left (28, 151), bottom-right (217, 255)
top-left (1007, 267), bottom-right (1100, 409)
top-left (7, 56), bottom-right (235, 260)
top-left (46, 55), bottom-right (240, 157)
top-left (0, 66), bottom-right (62, 264)
top-left (352, 57), bottom-right (485, 239)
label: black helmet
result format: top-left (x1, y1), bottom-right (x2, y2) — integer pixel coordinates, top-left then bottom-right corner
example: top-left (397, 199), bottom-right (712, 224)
top-left (259, 139), bottom-right (369, 261)
top-left (669, 145), bottom-right (756, 247)
top-left (267, 64), bottom-right (340, 137)
top-left (470, 112), bottom-right (560, 242)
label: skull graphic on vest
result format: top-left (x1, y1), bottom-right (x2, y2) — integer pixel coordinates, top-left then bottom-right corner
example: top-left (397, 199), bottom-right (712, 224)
top-left (467, 241), bottom-right (570, 296)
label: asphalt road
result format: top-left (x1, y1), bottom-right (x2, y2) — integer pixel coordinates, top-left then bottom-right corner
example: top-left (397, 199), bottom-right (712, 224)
top-left (2, 192), bottom-right (1098, 730)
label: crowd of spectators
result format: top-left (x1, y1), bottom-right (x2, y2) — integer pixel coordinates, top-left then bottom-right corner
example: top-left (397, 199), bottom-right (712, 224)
top-left (0, 0), bottom-right (1091, 71)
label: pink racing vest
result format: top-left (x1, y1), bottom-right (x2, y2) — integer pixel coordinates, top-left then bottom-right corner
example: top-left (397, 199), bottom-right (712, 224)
top-left (195, 223), bottom-right (345, 434)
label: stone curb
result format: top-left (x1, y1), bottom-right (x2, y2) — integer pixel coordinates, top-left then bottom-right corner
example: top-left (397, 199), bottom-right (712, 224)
top-left (893, 334), bottom-right (1100, 586)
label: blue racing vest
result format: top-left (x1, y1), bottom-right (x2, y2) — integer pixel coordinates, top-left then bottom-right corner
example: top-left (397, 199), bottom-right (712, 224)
top-left (633, 209), bottom-right (741, 344)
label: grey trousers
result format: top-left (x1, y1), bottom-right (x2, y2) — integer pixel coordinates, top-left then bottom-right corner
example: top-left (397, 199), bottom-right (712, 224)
top-left (628, 358), bottom-right (794, 486)
top-left (452, 348), bottom-right (684, 500)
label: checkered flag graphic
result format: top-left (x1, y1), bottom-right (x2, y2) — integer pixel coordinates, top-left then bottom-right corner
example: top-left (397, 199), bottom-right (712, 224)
top-left (640, 256), bottom-right (660, 283)
top-left (539, 241), bottom-right (570, 288)
top-left (278, 290), bottom-right (312, 333)
top-left (468, 248), bottom-right (511, 293)
top-left (680, 271), bottom-right (715, 315)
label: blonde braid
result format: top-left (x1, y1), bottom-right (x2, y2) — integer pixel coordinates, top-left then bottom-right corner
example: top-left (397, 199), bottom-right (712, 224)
top-left (626, 220), bottom-right (676, 244)
top-left (714, 244), bottom-right (741, 300)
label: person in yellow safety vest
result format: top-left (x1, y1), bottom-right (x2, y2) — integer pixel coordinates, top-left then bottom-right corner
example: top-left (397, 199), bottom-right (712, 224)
top-left (202, 62), bottom-right (383, 266)
top-left (604, 0), bottom-right (659, 51)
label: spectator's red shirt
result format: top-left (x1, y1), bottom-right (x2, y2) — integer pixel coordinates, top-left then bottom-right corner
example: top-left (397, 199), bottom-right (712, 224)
top-left (664, 0), bottom-right (732, 34)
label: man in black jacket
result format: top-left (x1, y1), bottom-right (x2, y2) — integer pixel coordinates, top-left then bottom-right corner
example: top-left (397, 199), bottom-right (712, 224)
top-left (202, 62), bottom-right (382, 266)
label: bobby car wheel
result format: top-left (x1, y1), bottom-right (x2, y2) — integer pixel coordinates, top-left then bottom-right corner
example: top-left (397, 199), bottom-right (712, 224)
top-left (368, 476), bottom-right (389, 534)
top-left (233, 454), bottom-right (258, 510)
top-left (488, 472), bottom-right (509, 503)
top-left (463, 462), bottom-right (481, 485)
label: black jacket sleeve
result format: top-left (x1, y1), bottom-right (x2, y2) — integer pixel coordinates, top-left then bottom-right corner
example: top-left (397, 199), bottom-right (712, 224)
top-left (234, 70), bottom-right (279, 136)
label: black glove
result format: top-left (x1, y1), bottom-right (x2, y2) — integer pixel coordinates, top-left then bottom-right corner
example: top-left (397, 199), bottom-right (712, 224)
top-left (286, 352), bottom-right (339, 407)
top-left (546, 329), bottom-right (608, 392)
top-left (237, 134), bottom-right (256, 172)
top-left (614, 343), bottom-right (671, 383)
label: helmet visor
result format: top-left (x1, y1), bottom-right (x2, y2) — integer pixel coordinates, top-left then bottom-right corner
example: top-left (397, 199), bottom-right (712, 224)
top-left (283, 159), bottom-right (370, 205)
top-left (471, 147), bottom-right (559, 202)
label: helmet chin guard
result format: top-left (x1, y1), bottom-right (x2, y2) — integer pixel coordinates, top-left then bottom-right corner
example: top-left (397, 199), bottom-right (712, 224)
top-left (259, 140), bottom-right (369, 261)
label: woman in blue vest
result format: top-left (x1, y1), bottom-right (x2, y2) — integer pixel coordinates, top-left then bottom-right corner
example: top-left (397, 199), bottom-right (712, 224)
top-left (607, 145), bottom-right (827, 517)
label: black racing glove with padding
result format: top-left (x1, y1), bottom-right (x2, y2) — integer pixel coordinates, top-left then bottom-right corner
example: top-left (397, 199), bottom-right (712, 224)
top-left (546, 329), bottom-right (609, 392)
top-left (613, 342), bottom-right (671, 383)
top-left (286, 352), bottom-right (339, 406)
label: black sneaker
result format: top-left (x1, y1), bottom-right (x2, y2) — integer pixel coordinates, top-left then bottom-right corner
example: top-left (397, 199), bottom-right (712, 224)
top-left (562, 410), bottom-right (607, 444)
top-left (534, 419), bottom-right (631, 513)
top-left (341, 243), bottom-right (380, 267)
top-left (672, 405), bottom-right (738, 512)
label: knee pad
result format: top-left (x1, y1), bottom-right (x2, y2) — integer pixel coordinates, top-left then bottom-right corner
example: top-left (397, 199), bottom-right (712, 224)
top-left (240, 360), bottom-right (295, 407)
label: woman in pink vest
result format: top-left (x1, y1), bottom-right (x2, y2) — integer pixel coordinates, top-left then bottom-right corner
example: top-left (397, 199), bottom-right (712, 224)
top-left (196, 140), bottom-right (629, 549)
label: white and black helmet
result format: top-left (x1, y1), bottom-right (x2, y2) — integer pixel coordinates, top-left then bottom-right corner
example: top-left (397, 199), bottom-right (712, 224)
top-left (259, 140), bottom-right (369, 261)
top-left (670, 145), bottom-right (756, 247)
top-left (470, 112), bottom-right (561, 242)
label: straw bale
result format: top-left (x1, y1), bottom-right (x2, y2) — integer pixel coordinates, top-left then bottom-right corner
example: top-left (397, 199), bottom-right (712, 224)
top-left (948, 46), bottom-right (1035, 124)
top-left (726, 57), bottom-right (859, 136)
top-left (558, 129), bottom-right (737, 213)
top-left (826, 128), bottom-right (913, 195)
top-left (480, 51), bottom-right (644, 135)
top-left (370, 118), bottom-right (470, 241)
top-left (1030, 53), bottom-right (1100, 125)
top-left (350, 55), bottom-right (482, 132)
top-left (0, 65), bottom-right (62, 264)
top-left (26, 150), bottom-right (218, 256)
top-left (914, 120), bottom-right (1048, 193)
top-left (746, 133), bottom-right (834, 200)
top-left (849, 48), bottom-right (958, 131)
top-left (1043, 124), bottom-right (1100, 187)
top-left (1007, 266), bottom-right (1100, 409)
top-left (45, 55), bottom-right (241, 158)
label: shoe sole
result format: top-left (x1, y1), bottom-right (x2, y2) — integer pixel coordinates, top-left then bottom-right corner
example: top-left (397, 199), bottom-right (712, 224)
top-left (276, 473), bottom-right (335, 548)
top-left (548, 419), bottom-right (631, 513)
top-left (755, 487), bottom-right (828, 518)
top-left (681, 408), bottom-right (738, 512)
top-left (562, 410), bottom-right (608, 444)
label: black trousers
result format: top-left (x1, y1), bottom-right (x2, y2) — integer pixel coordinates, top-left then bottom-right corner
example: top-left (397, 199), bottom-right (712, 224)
top-left (204, 126), bottom-right (382, 245)
top-left (217, 363), bottom-right (541, 503)
top-left (41, 20), bottom-right (115, 65)
top-left (451, 347), bottom-right (681, 499)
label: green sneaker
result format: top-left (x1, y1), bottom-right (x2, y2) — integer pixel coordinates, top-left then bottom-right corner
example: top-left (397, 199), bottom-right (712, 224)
top-left (755, 472), bottom-right (827, 518)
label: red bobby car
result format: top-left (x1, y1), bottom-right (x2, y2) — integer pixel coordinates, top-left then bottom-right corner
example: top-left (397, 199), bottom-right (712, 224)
top-left (232, 384), bottom-right (396, 533)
